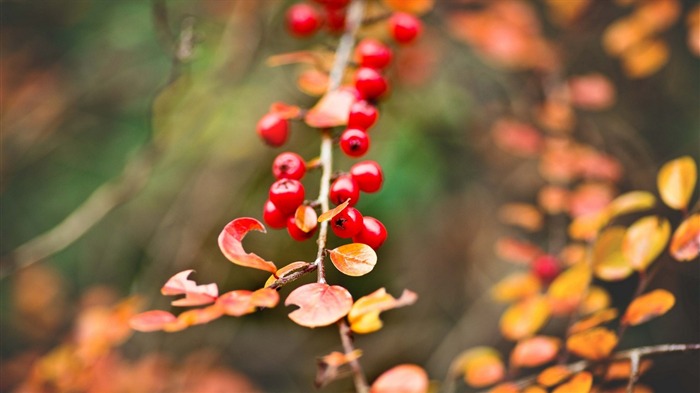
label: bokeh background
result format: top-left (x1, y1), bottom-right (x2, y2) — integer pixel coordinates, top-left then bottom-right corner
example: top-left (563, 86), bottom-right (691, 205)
top-left (1, 0), bottom-right (699, 392)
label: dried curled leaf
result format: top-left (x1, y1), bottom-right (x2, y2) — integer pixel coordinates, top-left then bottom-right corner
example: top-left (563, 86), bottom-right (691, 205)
top-left (161, 270), bottom-right (218, 307)
top-left (264, 261), bottom-right (311, 288)
top-left (285, 283), bottom-right (353, 328)
top-left (552, 371), bottom-right (592, 393)
top-left (329, 243), bottom-right (378, 277)
top-left (491, 272), bottom-right (542, 303)
top-left (348, 288), bottom-right (417, 334)
top-left (622, 289), bottom-right (675, 326)
top-left (370, 364), bottom-right (429, 393)
top-left (593, 227), bottom-right (633, 281)
top-left (510, 336), bottom-right (561, 368)
top-left (216, 288), bottom-right (279, 317)
top-left (218, 218), bottom-right (277, 273)
top-left (657, 156), bottom-right (697, 210)
top-left (566, 327), bottom-right (618, 360)
top-left (318, 199), bottom-right (350, 222)
top-left (568, 308), bottom-right (619, 335)
top-left (295, 205), bottom-right (318, 233)
top-left (500, 295), bottom-right (550, 341)
top-left (537, 365), bottom-right (572, 387)
top-left (305, 89), bottom-right (357, 128)
top-left (622, 216), bottom-right (670, 271)
top-left (450, 347), bottom-right (505, 388)
top-left (670, 213), bottom-right (700, 261)
top-left (316, 350), bottom-right (362, 388)
top-left (547, 263), bottom-right (592, 315)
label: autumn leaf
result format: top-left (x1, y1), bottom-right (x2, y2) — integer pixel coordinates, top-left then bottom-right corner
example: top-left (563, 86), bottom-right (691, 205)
top-left (163, 305), bottom-right (224, 332)
top-left (298, 69), bottom-right (329, 96)
top-left (318, 199), bottom-right (350, 222)
top-left (450, 347), bottom-right (504, 388)
top-left (568, 73), bottom-right (616, 110)
top-left (521, 386), bottom-right (547, 393)
top-left (510, 336), bottom-right (561, 368)
top-left (216, 288), bottom-right (279, 317)
top-left (305, 88), bottom-right (357, 128)
top-left (500, 295), bottom-right (550, 340)
top-left (581, 286), bottom-right (612, 315)
top-left (218, 218), bottom-right (277, 274)
top-left (370, 364), bottom-right (429, 393)
top-left (552, 371), bottom-right (593, 393)
top-left (566, 327), bottom-right (618, 360)
top-left (498, 203), bottom-right (543, 232)
top-left (622, 289), bottom-right (675, 326)
top-left (130, 310), bottom-right (177, 332)
top-left (329, 243), bottom-right (378, 277)
top-left (495, 237), bottom-right (543, 264)
top-left (622, 216), bottom-right (671, 271)
top-left (607, 191), bottom-right (656, 219)
top-left (537, 365), bottom-right (572, 387)
top-left (593, 227), bottom-right (633, 281)
top-left (315, 350), bottom-right (362, 388)
top-left (606, 359), bottom-right (653, 381)
top-left (348, 288), bottom-right (417, 334)
top-left (264, 261), bottom-right (311, 288)
top-left (295, 205), bottom-right (318, 233)
top-left (491, 272), bottom-right (542, 303)
top-left (568, 308), bottom-right (619, 335)
top-left (269, 101), bottom-right (302, 119)
top-left (569, 210), bottom-right (609, 241)
top-left (622, 39), bottom-right (669, 78)
top-left (285, 283), bottom-right (353, 328)
top-left (489, 383), bottom-right (519, 393)
top-left (657, 156), bottom-right (697, 210)
top-left (547, 263), bottom-right (592, 315)
top-left (382, 0), bottom-right (434, 15)
top-left (161, 270), bottom-right (218, 307)
top-left (670, 214), bottom-right (700, 261)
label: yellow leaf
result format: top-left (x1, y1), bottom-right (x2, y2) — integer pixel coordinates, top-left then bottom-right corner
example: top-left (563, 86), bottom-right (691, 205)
top-left (622, 216), bottom-right (671, 271)
top-left (593, 227), bottom-right (633, 281)
top-left (329, 243), bottom-right (378, 277)
top-left (348, 288), bottom-right (417, 334)
top-left (547, 263), bottom-right (592, 315)
top-left (569, 210), bottom-right (609, 241)
top-left (552, 371), bottom-right (593, 393)
top-left (657, 156), bottom-right (697, 210)
top-left (568, 308), bottom-right (619, 335)
top-left (500, 295), bottom-right (550, 340)
top-left (581, 286), bottom-right (612, 315)
top-left (491, 272), bottom-right (542, 303)
top-left (669, 213), bottom-right (700, 261)
top-left (295, 205), bottom-right (318, 233)
top-left (607, 191), bottom-right (656, 218)
top-left (622, 289), bottom-right (675, 326)
top-left (566, 327), bottom-right (618, 360)
top-left (450, 347), bottom-right (505, 388)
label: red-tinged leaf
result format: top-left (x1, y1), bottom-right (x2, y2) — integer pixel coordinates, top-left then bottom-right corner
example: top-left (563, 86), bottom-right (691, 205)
top-left (491, 119), bottom-right (544, 158)
top-left (622, 289), bottom-right (675, 326)
top-left (348, 288), bottom-right (417, 334)
top-left (298, 69), bottom-right (329, 96)
top-left (370, 364), bottom-right (429, 393)
top-left (329, 243), bottom-right (377, 277)
top-left (568, 182), bottom-right (615, 218)
top-left (537, 365), bottom-right (572, 387)
top-left (217, 288), bottom-right (280, 317)
top-left (218, 218), bottom-right (277, 274)
top-left (622, 38), bottom-right (669, 79)
top-left (552, 371), bottom-right (592, 393)
top-left (500, 295), bottom-right (550, 341)
top-left (265, 261), bottom-right (311, 288)
top-left (622, 216), bottom-right (671, 271)
top-left (266, 50), bottom-right (325, 67)
top-left (129, 310), bottom-right (177, 332)
top-left (495, 237), bottom-right (543, 265)
top-left (295, 205), bottom-right (318, 233)
top-left (568, 308), bottom-right (619, 335)
top-left (315, 350), bottom-right (362, 388)
top-left (305, 89), bottom-right (357, 128)
top-left (161, 270), bottom-right (218, 307)
top-left (285, 283), bottom-right (353, 328)
top-left (318, 199), bottom-right (350, 223)
top-left (510, 336), bottom-right (561, 368)
top-left (163, 305), bottom-right (224, 332)
top-left (450, 347), bottom-right (504, 388)
top-left (491, 272), bottom-right (542, 303)
top-left (568, 73), bottom-right (616, 110)
top-left (566, 327), bottom-right (618, 360)
top-left (670, 214), bottom-right (700, 261)
top-left (269, 102), bottom-right (302, 119)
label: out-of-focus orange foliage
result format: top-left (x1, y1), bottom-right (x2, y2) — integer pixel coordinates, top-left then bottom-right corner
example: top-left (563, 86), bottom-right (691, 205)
top-left (491, 119), bottom-right (543, 157)
top-left (316, 350), bottom-right (363, 388)
top-left (510, 336), bottom-right (561, 368)
top-left (538, 365), bottom-right (573, 387)
top-left (545, 0), bottom-right (591, 25)
top-left (622, 216), bottom-right (670, 271)
top-left (329, 243), bottom-right (378, 277)
top-left (538, 185), bottom-right (570, 215)
top-left (500, 295), bottom-right (550, 340)
top-left (552, 371), bottom-right (593, 393)
top-left (451, 347), bottom-right (505, 388)
top-left (382, 0), bottom-right (433, 15)
top-left (568, 308), bottom-right (619, 335)
top-left (605, 359), bottom-right (653, 381)
top-left (593, 227), bottom-right (633, 281)
top-left (495, 237), bottom-right (542, 264)
top-left (370, 364), bottom-right (429, 393)
top-left (285, 283), bottom-right (353, 328)
top-left (348, 288), bottom-right (417, 334)
top-left (491, 272), bottom-right (542, 303)
top-left (489, 383), bottom-right (519, 393)
top-left (498, 203), bottom-right (543, 232)
top-left (305, 88), bottom-right (357, 128)
top-left (547, 263), bottom-right (591, 315)
top-left (568, 182), bottom-right (616, 218)
top-left (670, 214), bottom-right (700, 261)
top-left (581, 286), bottom-right (612, 315)
top-left (566, 327), bottom-right (618, 360)
top-left (688, 5), bottom-right (700, 55)
top-left (298, 68), bottom-right (329, 96)
top-left (622, 289), bottom-right (675, 326)
top-left (568, 73), bottom-right (616, 110)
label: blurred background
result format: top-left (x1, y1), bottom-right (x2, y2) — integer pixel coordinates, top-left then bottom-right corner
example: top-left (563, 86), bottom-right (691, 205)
top-left (1, 0), bottom-right (699, 392)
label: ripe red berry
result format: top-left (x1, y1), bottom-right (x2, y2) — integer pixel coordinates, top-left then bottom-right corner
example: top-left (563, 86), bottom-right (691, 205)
top-left (532, 254), bottom-right (560, 283)
top-left (388, 12), bottom-right (422, 44)
top-left (329, 174), bottom-right (360, 206)
top-left (340, 129), bottom-right (370, 157)
top-left (353, 216), bottom-right (387, 249)
top-left (355, 38), bottom-right (393, 70)
top-left (257, 113), bottom-right (289, 147)
top-left (263, 199), bottom-right (289, 229)
top-left (272, 152), bottom-right (306, 180)
top-left (350, 160), bottom-right (383, 193)
top-left (287, 216), bottom-right (316, 241)
top-left (354, 67), bottom-right (388, 100)
top-left (347, 100), bottom-right (378, 130)
top-left (331, 206), bottom-right (364, 238)
top-left (269, 179), bottom-right (305, 214)
top-left (286, 3), bottom-right (322, 37)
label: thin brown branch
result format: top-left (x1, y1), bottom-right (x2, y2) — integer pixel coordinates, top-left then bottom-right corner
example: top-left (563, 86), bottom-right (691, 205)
top-left (339, 319), bottom-right (370, 393)
top-left (626, 350), bottom-right (640, 393)
top-left (315, 129), bottom-right (333, 284)
top-left (267, 263), bottom-right (318, 290)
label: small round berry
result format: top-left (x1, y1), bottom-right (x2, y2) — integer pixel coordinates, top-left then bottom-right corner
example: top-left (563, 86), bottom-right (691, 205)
top-left (350, 160), bottom-right (383, 193)
top-left (331, 206), bottom-right (364, 238)
top-left (272, 152), bottom-right (306, 180)
top-left (287, 216), bottom-right (316, 241)
top-left (348, 100), bottom-right (379, 130)
top-left (263, 199), bottom-right (289, 229)
top-left (355, 38), bottom-right (393, 70)
top-left (340, 129), bottom-right (370, 157)
top-left (329, 174), bottom-right (360, 206)
top-left (532, 254), bottom-right (560, 283)
top-left (286, 3), bottom-right (322, 37)
top-left (269, 179), bottom-right (305, 214)
top-left (388, 12), bottom-right (422, 44)
top-left (354, 67), bottom-right (388, 100)
top-left (352, 216), bottom-right (387, 249)
top-left (324, 6), bottom-right (346, 33)
top-left (257, 113), bottom-right (289, 147)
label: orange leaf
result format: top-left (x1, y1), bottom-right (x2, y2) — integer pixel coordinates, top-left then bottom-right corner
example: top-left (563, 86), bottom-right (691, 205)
top-left (568, 73), bottom-right (616, 110)
top-left (370, 364), bottom-right (429, 393)
top-left (566, 327), bottom-right (618, 360)
top-left (450, 347), bottom-right (505, 388)
top-left (489, 383), bottom-right (519, 393)
top-left (218, 218), bottom-right (277, 274)
top-left (607, 191), bottom-right (656, 219)
top-left (498, 203), bottom-right (543, 232)
top-left (298, 69), bottom-right (329, 96)
top-left (495, 237), bottom-right (543, 264)
top-left (382, 0), bottom-right (434, 15)
top-left (163, 305), bottom-right (224, 332)
top-left (265, 261), bottom-right (311, 288)
top-left (500, 295), bottom-right (550, 340)
top-left (521, 386), bottom-right (547, 393)
top-left (603, 17), bottom-right (649, 56)
top-left (547, 263), bottom-right (591, 315)
top-left (552, 371), bottom-right (593, 393)
top-left (316, 349), bottom-right (363, 388)
top-left (622, 216), bottom-right (670, 271)
top-left (581, 286), bottom-right (612, 315)
top-left (321, 349), bottom-right (362, 367)
top-left (657, 156), bottom-right (697, 210)
top-left (285, 283), bottom-right (353, 328)
top-left (491, 272), bottom-right (542, 303)
top-left (491, 119), bottom-right (543, 158)
top-left (670, 213), bottom-right (700, 261)
top-left (269, 102), bottom-right (302, 119)
top-left (537, 365), bottom-right (572, 387)
top-left (622, 38), bottom-right (669, 78)
top-left (510, 336), bottom-right (561, 368)
top-left (348, 288), bottom-right (417, 334)
top-left (568, 308), bottom-right (619, 335)
top-left (318, 199), bottom-right (350, 222)
top-left (266, 50), bottom-right (325, 67)
top-left (161, 270), bottom-right (218, 307)
top-left (129, 310), bottom-right (177, 332)
top-left (593, 227), bottom-right (633, 281)
top-left (305, 88), bottom-right (357, 128)
top-left (606, 358), bottom-right (653, 380)
top-left (295, 205), bottom-right (318, 233)
top-left (569, 210), bottom-right (609, 241)
top-left (329, 243), bottom-right (378, 277)
top-left (622, 289), bottom-right (675, 326)
top-left (216, 288), bottom-right (279, 317)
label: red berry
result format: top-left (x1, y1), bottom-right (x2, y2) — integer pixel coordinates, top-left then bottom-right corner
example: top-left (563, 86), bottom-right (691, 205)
top-left (313, 0), bottom-right (349, 9)
top-left (388, 12), bottom-right (422, 44)
top-left (287, 216), bottom-right (316, 241)
top-left (340, 129), bottom-right (370, 157)
top-left (331, 206), bottom-right (364, 238)
top-left (350, 160), bottom-right (383, 193)
top-left (272, 152), bottom-right (306, 180)
top-left (352, 216), bottom-right (387, 249)
top-left (324, 6), bottom-right (346, 33)
top-left (348, 100), bottom-right (378, 130)
top-left (257, 113), bottom-right (289, 147)
top-left (286, 3), bottom-right (321, 37)
top-left (355, 38), bottom-right (393, 70)
top-left (329, 174), bottom-right (360, 206)
top-left (263, 199), bottom-right (289, 229)
top-left (269, 179), bottom-right (305, 214)
top-left (354, 67), bottom-right (388, 99)
top-left (532, 254), bottom-right (560, 283)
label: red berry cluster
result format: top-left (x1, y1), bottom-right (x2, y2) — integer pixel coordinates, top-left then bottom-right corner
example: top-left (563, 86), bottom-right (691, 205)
top-left (286, 0), bottom-right (350, 37)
